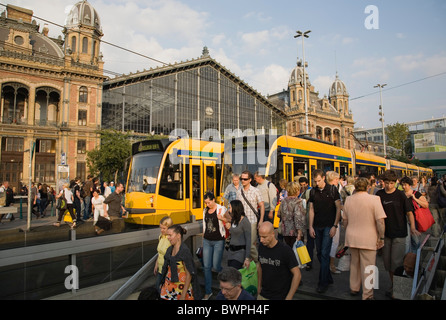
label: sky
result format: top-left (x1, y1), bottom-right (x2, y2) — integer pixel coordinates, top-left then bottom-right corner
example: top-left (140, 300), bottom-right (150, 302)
top-left (4, 0), bottom-right (446, 129)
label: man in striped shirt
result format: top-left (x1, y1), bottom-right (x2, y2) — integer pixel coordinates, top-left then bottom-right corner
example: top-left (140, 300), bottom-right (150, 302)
top-left (236, 170), bottom-right (265, 262)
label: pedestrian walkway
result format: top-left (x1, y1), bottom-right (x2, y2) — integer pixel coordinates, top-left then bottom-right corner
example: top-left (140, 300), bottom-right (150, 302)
top-left (202, 237), bottom-right (392, 300)
top-left (0, 204), bottom-right (59, 231)
top-left (0, 205), bottom-right (422, 301)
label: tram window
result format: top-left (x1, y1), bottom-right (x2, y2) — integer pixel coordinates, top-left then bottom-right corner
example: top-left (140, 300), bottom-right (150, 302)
top-left (293, 159), bottom-right (308, 179)
top-left (356, 165), bottom-right (379, 177)
top-left (215, 165), bottom-right (222, 197)
top-left (192, 165), bottom-right (201, 209)
top-left (206, 166), bottom-right (214, 194)
top-left (129, 153), bottom-right (162, 193)
top-left (340, 165), bottom-right (348, 177)
top-left (185, 163), bottom-right (190, 199)
top-left (285, 163), bottom-right (292, 182)
top-left (317, 160), bottom-right (334, 173)
top-left (159, 157), bottom-right (183, 200)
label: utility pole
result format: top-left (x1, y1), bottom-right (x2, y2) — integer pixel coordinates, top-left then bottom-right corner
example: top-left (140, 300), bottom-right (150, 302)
top-left (295, 30), bottom-right (311, 135)
top-left (375, 84), bottom-right (387, 157)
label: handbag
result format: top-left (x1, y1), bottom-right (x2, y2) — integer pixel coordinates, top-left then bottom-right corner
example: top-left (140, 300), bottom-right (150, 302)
top-left (96, 215), bottom-right (112, 231)
top-left (412, 199), bottom-right (434, 233)
top-left (239, 261), bottom-right (258, 296)
top-left (56, 198), bottom-right (67, 210)
top-left (195, 246), bottom-right (203, 259)
top-left (293, 240), bottom-right (311, 267)
top-left (240, 190), bottom-right (260, 222)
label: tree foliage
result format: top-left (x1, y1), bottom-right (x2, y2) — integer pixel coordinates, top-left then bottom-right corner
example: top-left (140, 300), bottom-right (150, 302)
top-left (86, 129), bottom-right (132, 182)
top-left (386, 122), bottom-right (409, 155)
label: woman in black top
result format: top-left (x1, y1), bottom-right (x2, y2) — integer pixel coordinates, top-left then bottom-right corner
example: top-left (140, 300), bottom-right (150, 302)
top-left (39, 184), bottom-right (48, 218)
top-left (202, 192), bottom-right (227, 300)
top-left (160, 225), bottom-right (201, 300)
top-left (400, 176), bottom-right (429, 252)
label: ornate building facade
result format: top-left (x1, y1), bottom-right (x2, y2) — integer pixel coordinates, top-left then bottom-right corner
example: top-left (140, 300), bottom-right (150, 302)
top-left (0, 2), bottom-right (105, 190)
top-left (269, 60), bottom-right (355, 149)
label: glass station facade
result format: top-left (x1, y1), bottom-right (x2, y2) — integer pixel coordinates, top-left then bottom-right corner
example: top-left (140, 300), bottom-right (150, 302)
top-left (102, 57), bottom-right (286, 138)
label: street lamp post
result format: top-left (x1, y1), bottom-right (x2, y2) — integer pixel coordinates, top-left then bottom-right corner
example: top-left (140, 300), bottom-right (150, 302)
top-left (375, 83), bottom-right (387, 157)
top-left (295, 30), bottom-right (311, 135)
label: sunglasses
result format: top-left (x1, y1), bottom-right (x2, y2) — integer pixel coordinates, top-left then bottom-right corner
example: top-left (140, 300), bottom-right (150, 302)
top-left (240, 178), bottom-right (250, 181)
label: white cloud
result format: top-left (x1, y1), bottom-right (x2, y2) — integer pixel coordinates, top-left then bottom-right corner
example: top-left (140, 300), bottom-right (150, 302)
top-left (243, 11), bottom-right (272, 23)
top-left (239, 26), bottom-right (290, 55)
top-left (351, 57), bottom-right (389, 80)
top-left (248, 64), bottom-right (289, 96)
top-left (393, 52), bottom-right (446, 75)
top-left (313, 76), bottom-right (334, 96)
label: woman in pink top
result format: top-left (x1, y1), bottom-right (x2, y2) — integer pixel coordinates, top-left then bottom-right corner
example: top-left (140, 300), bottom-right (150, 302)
top-left (343, 178), bottom-right (386, 300)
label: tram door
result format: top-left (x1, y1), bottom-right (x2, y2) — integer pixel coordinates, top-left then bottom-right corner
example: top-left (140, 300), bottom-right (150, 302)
top-left (204, 165), bottom-right (215, 194)
top-left (190, 163), bottom-right (203, 222)
top-left (283, 156), bottom-right (293, 182)
top-left (309, 159), bottom-right (317, 187)
top-left (293, 159), bottom-right (308, 179)
top-left (334, 162), bottom-right (340, 174)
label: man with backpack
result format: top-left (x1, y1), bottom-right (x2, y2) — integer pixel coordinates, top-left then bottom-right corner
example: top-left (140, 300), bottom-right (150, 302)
top-left (254, 172), bottom-right (278, 224)
top-left (308, 169), bottom-right (342, 293)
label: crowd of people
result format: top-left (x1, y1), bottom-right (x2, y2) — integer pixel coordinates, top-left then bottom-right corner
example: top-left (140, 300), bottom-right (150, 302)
top-left (0, 176), bottom-right (127, 235)
top-left (51, 175), bottom-right (127, 234)
top-left (150, 169), bottom-right (446, 301)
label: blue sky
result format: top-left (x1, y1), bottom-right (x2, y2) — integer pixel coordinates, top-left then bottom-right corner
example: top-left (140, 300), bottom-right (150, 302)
top-left (6, 0), bottom-right (446, 129)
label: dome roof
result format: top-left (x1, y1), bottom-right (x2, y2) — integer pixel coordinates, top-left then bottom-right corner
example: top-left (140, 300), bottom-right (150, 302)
top-left (330, 74), bottom-right (348, 96)
top-left (65, 0), bottom-right (102, 33)
top-left (289, 63), bottom-right (310, 86)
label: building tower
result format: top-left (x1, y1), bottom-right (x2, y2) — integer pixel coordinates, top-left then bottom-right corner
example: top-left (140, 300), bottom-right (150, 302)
top-left (64, 0), bottom-right (104, 67)
top-left (329, 72), bottom-right (349, 118)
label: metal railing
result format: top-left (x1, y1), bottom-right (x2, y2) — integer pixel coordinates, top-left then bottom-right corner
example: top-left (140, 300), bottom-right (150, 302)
top-left (0, 221), bottom-right (201, 268)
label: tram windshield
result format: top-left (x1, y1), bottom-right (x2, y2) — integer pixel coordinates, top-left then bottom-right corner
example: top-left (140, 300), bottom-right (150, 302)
top-left (222, 148), bottom-right (271, 191)
top-left (128, 152), bottom-right (163, 193)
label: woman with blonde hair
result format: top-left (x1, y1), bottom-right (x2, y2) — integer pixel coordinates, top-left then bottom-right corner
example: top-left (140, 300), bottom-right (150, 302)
top-left (53, 183), bottom-right (77, 229)
top-left (278, 181), bottom-right (306, 247)
top-left (154, 216), bottom-right (173, 291)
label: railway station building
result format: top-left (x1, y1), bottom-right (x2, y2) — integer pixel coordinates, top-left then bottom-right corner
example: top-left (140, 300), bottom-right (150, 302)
top-left (0, 2), bottom-right (105, 191)
top-left (102, 47), bottom-right (287, 139)
top-left (268, 61), bottom-right (355, 150)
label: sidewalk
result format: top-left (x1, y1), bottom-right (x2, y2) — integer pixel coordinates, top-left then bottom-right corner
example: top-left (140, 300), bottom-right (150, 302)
top-left (0, 204), bottom-right (60, 231)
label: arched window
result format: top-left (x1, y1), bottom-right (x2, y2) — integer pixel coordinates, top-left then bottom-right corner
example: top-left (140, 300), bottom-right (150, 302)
top-left (82, 37), bottom-right (88, 54)
top-left (79, 86), bottom-right (88, 103)
top-left (71, 36), bottom-right (77, 53)
top-left (92, 40), bottom-right (96, 57)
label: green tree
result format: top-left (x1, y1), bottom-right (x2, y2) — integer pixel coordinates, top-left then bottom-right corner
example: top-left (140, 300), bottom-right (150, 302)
top-left (86, 129), bottom-right (132, 182)
top-left (386, 122), bottom-right (410, 156)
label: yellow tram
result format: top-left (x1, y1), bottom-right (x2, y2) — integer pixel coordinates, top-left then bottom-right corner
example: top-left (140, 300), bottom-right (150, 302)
top-left (124, 135), bottom-right (432, 226)
top-left (124, 138), bottom-right (223, 225)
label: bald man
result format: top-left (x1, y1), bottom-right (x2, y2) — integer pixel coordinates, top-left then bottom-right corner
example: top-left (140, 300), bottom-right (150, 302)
top-left (257, 222), bottom-right (301, 300)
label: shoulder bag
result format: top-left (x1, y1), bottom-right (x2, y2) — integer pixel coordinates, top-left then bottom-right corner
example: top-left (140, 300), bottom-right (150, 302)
top-left (412, 199), bottom-right (434, 233)
top-left (241, 189), bottom-right (260, 222)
